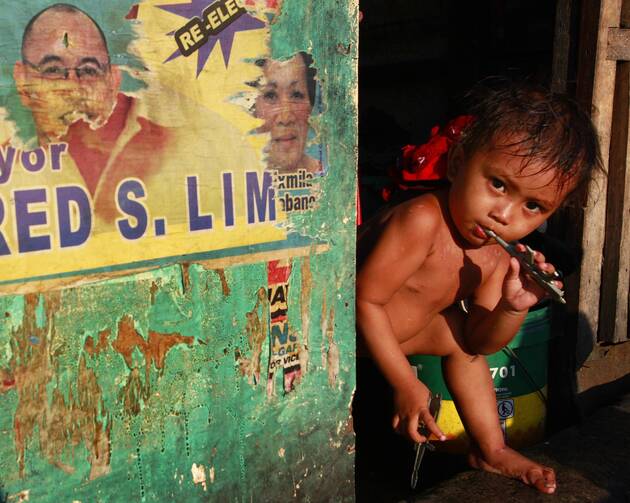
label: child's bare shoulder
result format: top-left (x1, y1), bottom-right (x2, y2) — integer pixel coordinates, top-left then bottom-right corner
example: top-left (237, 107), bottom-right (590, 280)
top-left (389, 191), bottom-right (444, 237)
top-left (357, 191), bottom-right (446, 270)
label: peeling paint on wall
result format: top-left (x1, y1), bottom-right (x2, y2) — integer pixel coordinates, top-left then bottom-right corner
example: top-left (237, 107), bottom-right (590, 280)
top-left (325, 305), bottom-right (340, 387)
top-left (6, 293), bottom-right (112, 480)
top-left (111, 315), bottom-right (195, 417)
top-left (239, 286), bottom-right (268, 385)
top-left (0, 0), bottom-right (357, 500)
top-left (214, 269), bottom-right (231, 297)
top-left (190, 463), bottom-right (207, 491)
top-left (299, 255), bottom-right (313, 376)
top-left (6, 490), bottom-right (30, 502)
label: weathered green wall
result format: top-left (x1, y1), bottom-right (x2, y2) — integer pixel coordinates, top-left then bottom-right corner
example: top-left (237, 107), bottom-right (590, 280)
top-left (0, 0), bottom-right (358, 500)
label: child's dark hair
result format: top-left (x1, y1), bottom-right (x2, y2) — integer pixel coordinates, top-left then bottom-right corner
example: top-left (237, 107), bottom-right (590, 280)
top-left (459, 79), bottom-right (604, 206)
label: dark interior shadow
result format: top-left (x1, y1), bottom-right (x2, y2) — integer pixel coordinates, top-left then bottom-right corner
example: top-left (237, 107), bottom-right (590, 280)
top-left (543, 395), bottom-right (630, 502)
top-left (353, 358), bottom-right (471, 503)
top-left (545, 294), bottom-right (596, 430)
top-left (578, 372), bottom-right (630, 415)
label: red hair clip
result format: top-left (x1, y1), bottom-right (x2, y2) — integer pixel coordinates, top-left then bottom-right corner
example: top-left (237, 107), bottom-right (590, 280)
top-left (383, 115), bottom-right (474, 201)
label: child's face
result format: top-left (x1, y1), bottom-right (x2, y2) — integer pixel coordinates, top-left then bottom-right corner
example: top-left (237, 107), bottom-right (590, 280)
top-left (447, 144), bottom-right (573, 246)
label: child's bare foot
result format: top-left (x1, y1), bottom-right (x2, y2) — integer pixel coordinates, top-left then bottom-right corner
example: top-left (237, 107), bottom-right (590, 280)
top-left (468, 445), bottom-right (556, 494)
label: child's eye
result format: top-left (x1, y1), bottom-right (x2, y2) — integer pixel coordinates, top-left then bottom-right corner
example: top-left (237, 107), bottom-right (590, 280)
top-left (525, 201), bottom-right (543, 212)
top-left (490, 178), bottom-right (505, 191)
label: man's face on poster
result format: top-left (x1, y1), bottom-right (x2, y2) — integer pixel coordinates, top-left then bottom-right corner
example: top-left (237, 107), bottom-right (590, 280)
top-left (13, 8), bottom-right (121, 144)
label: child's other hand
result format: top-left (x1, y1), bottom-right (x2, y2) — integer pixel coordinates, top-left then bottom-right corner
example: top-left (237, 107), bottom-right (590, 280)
top-left (502, 246), bottom-right (563, 311)
top-left (392, 379), bottom-right (446, 444)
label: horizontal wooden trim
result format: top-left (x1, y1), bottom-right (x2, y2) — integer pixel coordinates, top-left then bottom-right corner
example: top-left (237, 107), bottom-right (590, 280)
top-left (607, 27), bottom-right (630, 60)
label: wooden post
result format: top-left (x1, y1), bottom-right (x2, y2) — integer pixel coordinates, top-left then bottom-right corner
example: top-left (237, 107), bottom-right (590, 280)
top-left (599, 0), bottom-right (630, 343)
top-left (578, 0), bottom-right (622, 343)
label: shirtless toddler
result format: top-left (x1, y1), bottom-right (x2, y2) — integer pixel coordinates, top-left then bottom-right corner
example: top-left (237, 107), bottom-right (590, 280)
top-left (356, 82), bottom-right (602, 494)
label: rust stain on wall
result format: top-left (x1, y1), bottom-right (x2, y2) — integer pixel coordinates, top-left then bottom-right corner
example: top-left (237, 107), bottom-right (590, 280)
top-left (6, 293), bottom-right (111, 479)
top-left (148, 330), bottom-right (195, 371)
top-left (11, 293), bottom-right (58, 477)
top-left (76, 355), bottom-right (112, 480)
top-left (112, 316), bottom-right (149, 369)
top-left (112, 315), bottom-right (194, 415)
top-left (1, 367), bottom-right (16, 393)
top-left (180, 263), bottom-right (191, 294)
top-left (112, 315), bottom-right (194, 374)
top-left (215, 269), bottom-right (231, 297)
top-left (150, 281), bottom-right (160, 305)
top-left (119, 367), bottom-right (146, 417)
top-left (84, 329), bottom-right (111, 356)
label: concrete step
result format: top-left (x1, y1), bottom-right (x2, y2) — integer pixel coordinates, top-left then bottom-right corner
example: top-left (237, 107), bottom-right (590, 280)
top-left (412, 394), bottom-right (630, 502)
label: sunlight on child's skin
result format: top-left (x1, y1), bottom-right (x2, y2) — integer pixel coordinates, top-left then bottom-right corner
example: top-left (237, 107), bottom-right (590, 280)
top-left (469, 447), bottom-right (557, 494)
top-left (357, 84), bottom-right (602, 495)
top-left (358, 151), bottom-right (567, 490)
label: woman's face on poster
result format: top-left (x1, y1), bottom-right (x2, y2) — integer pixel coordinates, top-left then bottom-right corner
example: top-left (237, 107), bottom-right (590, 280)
top-left (255, 55), bottom-right (312, 172)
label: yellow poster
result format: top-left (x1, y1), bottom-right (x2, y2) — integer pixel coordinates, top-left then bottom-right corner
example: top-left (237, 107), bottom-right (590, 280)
top-left (0, 0), bottom-right (327, 293)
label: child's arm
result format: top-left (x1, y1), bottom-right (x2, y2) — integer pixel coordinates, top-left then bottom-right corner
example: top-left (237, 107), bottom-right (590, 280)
top-left (357, 201), bottom-right (445, 443)
top-left (465, 248), bottom-right (562, 355)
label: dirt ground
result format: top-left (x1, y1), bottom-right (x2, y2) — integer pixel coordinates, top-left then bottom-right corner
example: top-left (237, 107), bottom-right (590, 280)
top-left (355, 389), bottom-right (630, 502)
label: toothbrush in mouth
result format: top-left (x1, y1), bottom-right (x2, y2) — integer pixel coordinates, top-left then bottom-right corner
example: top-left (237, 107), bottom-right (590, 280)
top-left (483, 228), bottom-right (566, 304)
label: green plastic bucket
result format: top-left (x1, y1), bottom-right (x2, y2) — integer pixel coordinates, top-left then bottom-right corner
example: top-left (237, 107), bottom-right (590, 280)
top-left (408, 304), bottom-right (551, 452)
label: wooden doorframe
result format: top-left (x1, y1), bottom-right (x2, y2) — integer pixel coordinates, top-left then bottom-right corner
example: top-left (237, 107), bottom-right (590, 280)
top-left (551, 0), bottom-right (630, 410)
